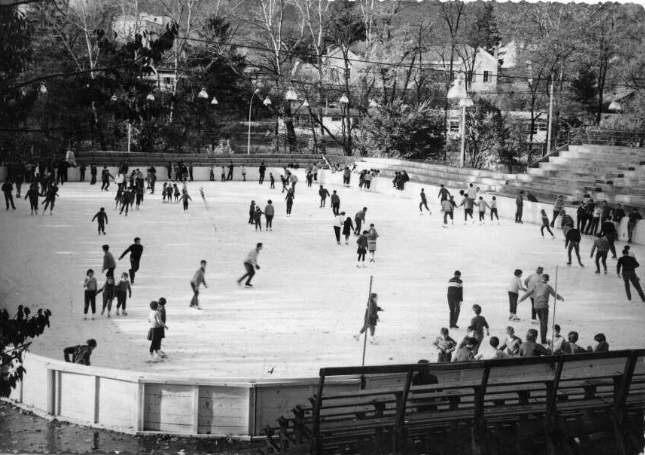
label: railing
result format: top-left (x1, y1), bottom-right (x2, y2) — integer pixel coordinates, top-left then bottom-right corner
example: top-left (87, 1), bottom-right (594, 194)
top-left (570, 128), bottom-right (645, 148)
top-left (529, 143), bottom-right (569, 168)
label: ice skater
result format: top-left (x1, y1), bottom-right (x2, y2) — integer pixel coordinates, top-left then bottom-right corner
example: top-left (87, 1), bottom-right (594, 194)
top-left (354, 207), bottom-right (367, 235)
top-left (565, 227), bottom-right (584, 267)
top-left (285, 188), bottom-right (294, 217)
top-left (508, 269), bottom-right (526, 322)
top-left (441, 197), bottom-right (454, 227)
top-left (102, 244), bottom-right (116, 278)
top-left (590, 233), bottom-right (610, 274)
top-left (476, 196), bottom-right (490, 224)
top-left (42, 182), bottom-right (59, 215)
top-left (269, 173), bottom-right (275, 189)
top-left (331, 190), bottom-right (340, 215)
top-left (254, 206), bottom-right (264, 231)
top-left (190, 260), bottom-right (208, 309)
top-left (540, 209), bottom-right (555, 239)
top-left (83, 269), bottom-right (98, 320)
top-left (119, 237), bottom-right (144, 284)
top-left (519, 274), bottom-right (564, 345)
top-left (146, 301), bottom-right (168, 362)
top-left (447, 270), bottom-right (463, 329)
top-left (319, 185), bottom-right (330, 208)
top-left (264, 200), bottom-right (274, 231)
top-left (433, 327), bottom-right (457, 362)
top-left (617, 248), bottom-right (645, 302)
top-left (2, 180), bottom-right (15, 210)
top-left (157, 298), bottom-right (168, 358)
top-left (353, 293), bottom-right (383, 344)
top-left (367, 223), bottom-right (379, 262)
top-left (419, 188), bottom-right (431, 214)
top-left (97, 276), bottom-right (116, 317)
top-left (237, 243), bottom-right (262, 287)
top-left (179, 190), bottom-right (192, 211)
top-left (64, 339), bottom-right (97, 365)
top-left (92, 207), bottom-right (108, 235)
top-left (248, 200), bottom-right (256, 224)
top-left (24, 183), bottom-right (39, 214)
top-left (356, 230), bottom-right (368, 267)
top-left (490, 196), bottom-right (499, 224)
top-left (342, 213), bottom-right (354, 244)
top-left (115, 272), bottom-right (132, 316)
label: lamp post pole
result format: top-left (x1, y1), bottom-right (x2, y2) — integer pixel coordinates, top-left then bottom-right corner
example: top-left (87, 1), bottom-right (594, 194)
top-left (247, 89), bottom-right (260, 155)
top-left (460, 103), bottom-right (466, 168)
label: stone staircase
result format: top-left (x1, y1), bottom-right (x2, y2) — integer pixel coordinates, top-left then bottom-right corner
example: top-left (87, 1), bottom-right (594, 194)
top-left (496, 145), bottom-right (645, 207)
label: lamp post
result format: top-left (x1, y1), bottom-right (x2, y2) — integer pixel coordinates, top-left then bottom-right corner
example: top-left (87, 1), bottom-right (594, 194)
top-left (447, 75), bottom-right (472, 168)
top-left (339, 93), bottom-right (349, 155)
top-left (247, 89), bottom-right (261, 155)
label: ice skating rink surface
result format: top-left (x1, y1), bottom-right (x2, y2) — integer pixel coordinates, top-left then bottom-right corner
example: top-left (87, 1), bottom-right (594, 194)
top-left (1, 179), bottom-right (642, 379)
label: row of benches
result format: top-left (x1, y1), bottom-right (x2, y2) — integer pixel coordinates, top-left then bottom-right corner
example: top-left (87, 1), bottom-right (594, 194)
top-left (264, 350), bottom-right (645, 455)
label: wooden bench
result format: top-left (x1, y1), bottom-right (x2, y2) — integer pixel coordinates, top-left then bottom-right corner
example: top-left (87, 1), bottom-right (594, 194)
top-left (263, 350), bottom-right (645, 455)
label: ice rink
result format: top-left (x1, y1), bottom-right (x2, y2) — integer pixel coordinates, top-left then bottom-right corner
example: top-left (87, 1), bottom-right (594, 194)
top-left (1, 176), bottom-right (643, 379)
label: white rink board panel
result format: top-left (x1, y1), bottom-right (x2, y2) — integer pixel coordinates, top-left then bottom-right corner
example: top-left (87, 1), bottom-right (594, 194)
top-left (59, 372), bottom-right (96, 422)
top-left (97, 377), bottom-right (138, 429)
top-left (144, 384), bottom-right (194, 433)
top-left (198, 386), bottom-right (249, 435)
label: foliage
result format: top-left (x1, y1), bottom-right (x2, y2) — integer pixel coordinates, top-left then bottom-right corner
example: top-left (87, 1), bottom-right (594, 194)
top-left (359, 100), bottom-right (445, 159)
top-left (463, 98), bottom-right (505, 169)
top-left (0, 306), bottom-right (51, 398)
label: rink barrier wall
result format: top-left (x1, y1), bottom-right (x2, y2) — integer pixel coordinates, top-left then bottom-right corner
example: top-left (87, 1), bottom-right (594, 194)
top-left (9, 353), bottom-right (362, 437)
top-left (318, 169), bottom-right (645, 246)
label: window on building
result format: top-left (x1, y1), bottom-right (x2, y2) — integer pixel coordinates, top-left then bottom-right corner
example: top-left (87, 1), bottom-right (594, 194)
top-left (483, 71), bottom-right (490, 83)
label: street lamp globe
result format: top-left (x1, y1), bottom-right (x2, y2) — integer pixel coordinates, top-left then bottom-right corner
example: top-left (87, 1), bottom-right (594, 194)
top-left (210, 97), bottom-right (218, 105)
top-left (263, 97), bottom-right (272, 107)
top-left (459, 98), bottom-right (474, 108)
top-left (447, 75), bottom-right (468, 100)
top-left (285, 87), bottom-right (298, 101)
top-left (301, 99), bottom-right (310, 108)
top-left (110, 94), bottom-right (118, 102)
top-left (339, 93), bottom-right (349, 105)
top-left (39, 83), bottom-right (48, 95)
top-left (608, 100), bottom-right (622, 111)
top-left (146, 93), bottom-right (155, 102)
top-left (198, 88), bottom-right (209, 99)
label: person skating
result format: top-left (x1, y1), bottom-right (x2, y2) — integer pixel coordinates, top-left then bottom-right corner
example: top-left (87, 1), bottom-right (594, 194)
top-left (551, 195), bottom-right (565, 227)
top-left (179, 190), bottom-right (192, 211)
top-left (264, 200), bottom-right (275, 231)
top-left (269, 173), bottom-right (275, 189)
top-left (24, 183), bottom-right (39, 214)
top-left (248, 200), bottom-right (256, 224)
top-left (331, 190), bottom-right (340, 215)
top-left (599, 215), bottom-right (618, 259)
top-left (519, 274), bottom-right (564, 345)
top-left (90, 164), bottom-right (97, 185)
top-left (146, 301), bottom-right (168, 362)
top-left (319, 185), bottom-right (331, 208)
top-left (241, 165), bottom-right (247, 182)
top-left (614, 204), bottom-right (626, 224)
top-left (590, 233), bottom-right (610, 274)
top-left (2, 180), bottom-right (16, 210)
top-left (100, 166), bottom-right (113, 191)
top-left (353, 293), bottom-right (383, 344)
top-left (617, 248), bottom-right (645, 302)
top-left (489, 196), bottom-right (499, 224)
top-left (157, 297), bottom-right (168, 358)
top-left (119, 237), bottom-right (144, 284)
top-left (627, 208), bottom-right (642, 243)
top-left (577, 202), bottom-right (588, 232)
top-left (476, 196), bottom-right (490, 225)
top-left (220, 165), bottom-right (226, 182)
top-left (227, 161), bottom-right (234, 180)
top-left (441, 197), bottom-right (454, 227)
top-left (115, 272), bottom-right (132, 316)
top-left (237, 243), bottom-right (262, 287)
top-left (459, 193), bottom-right (475, 224)
top-left (259, 162), bottom-right (266, 185)
top-left (253, 206), bottom-right (264, 231)
top-left (438, 184), bottom-right (451, 202)
top-left (540, 209), bottom-right (555, 239)
top-left (447, 271), bottom-right (463, 329)
top-left (469, 304), bottom-right (490, 349)
top-left (64, 339), bottom-right (97, 365)
top-left (91, 207), bottom-right (108, 235)
top-left (367, 223), bottom-right (379, 262)
top-left (356, 230), bottom-right (368, 267)
top-left (42, 182), bottom-right (59, 215)
top-left (97, 276), bottom-right (116, 317)
top-left (189, 260), bottom-right (207, 308)
top-left (334, 212), bottom-right (345, 245)
top-left (565, 227), bottom-right (584, 267)
top-left (433, 327), bottom-right (457, 362)
top-left (354, 207), bottom-right (367, 235)
top-left (515, 191), bottom-right (524, 223)
top-left (83, 269), bottom-right (98, 320)
top-left (586, 203), bottom-right (602, 235)
top-left (523, 267), bottom-right (543, 324)
top-left (101, 244), bottom-right (116, 279)
top-left (285, 188), bottom-right (294, 217)
top-left (419, 188), bottom-right (431, 215)
top-left (560, 209), bottom-right (574, 236)
top-left (173, 183), bottom-right (180, 203)
top-left (508, 269), bottom-right (527, 321)
top-left (342, 213), bottom-right (354, 244)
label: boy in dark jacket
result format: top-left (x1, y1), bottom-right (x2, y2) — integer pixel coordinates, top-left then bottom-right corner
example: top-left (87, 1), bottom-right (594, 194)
top-left (447, 271), bottom-right (463, 329)
top-left (92, 207), bottom-right (108, 235)
top-left (64, 339), bottom-right (97, 365)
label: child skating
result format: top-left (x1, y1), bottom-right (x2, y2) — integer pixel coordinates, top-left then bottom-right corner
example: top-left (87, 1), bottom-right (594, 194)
top-left (490, 196), bottom-right (499, 224)
top-left (24, 183), bottom-right (39, 214)
top-left (540, 209), bottom-right (555, 239)
top-left (146, 300), bottom-right (168, 362)
top-left (83, 269), bottom-right (98, 320)
top-left (433, 327), bottom-right (457, 362)
top-left (356, 230), bottom-right (368, 267)
top-left (179, 190), bottom-right (192, 211)
top-left (353, 293), bottom-right (383, 344)
top-left (115, 272), bottom-right (132, 316)
top-left (97, 276), bottom-right (116, 317)
top-left (254, 206), bottom-right (264, 231)
top-left (91, 207), bottom-right (108, 235)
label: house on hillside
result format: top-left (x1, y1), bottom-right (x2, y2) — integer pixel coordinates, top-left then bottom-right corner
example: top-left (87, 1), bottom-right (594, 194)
top-left (290, 43), bottom-right (500, 96)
